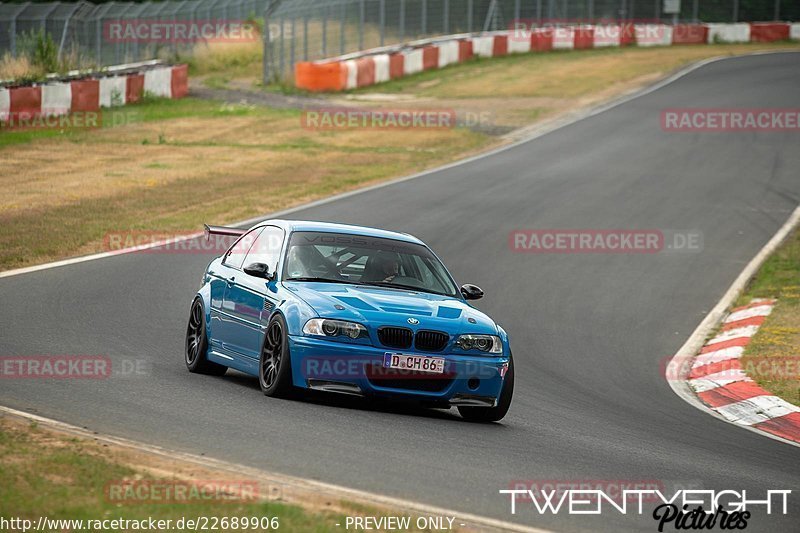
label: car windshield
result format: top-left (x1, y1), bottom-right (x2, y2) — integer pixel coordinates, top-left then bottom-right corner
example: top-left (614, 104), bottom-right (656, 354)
top-left (283, 231), bottom-right (459, 297)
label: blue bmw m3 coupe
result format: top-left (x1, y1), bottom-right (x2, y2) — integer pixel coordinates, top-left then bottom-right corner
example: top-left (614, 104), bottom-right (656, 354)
top-left (185, 220), bottom-right (514, 422)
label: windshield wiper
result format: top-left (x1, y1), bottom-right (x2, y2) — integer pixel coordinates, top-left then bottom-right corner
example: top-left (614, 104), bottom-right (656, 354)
top-left (283, 277), bottom-right (352, 284)
top-left (285, 277), bottom-right (452, 297)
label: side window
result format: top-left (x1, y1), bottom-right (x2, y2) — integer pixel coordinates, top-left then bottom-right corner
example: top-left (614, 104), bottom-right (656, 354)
top-left (223, 227), bottom-right (263, 270)
top-left (243, 226), bottom-right (284, 273)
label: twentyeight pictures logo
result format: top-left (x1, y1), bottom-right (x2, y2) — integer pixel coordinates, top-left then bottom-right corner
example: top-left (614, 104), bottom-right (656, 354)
top-left (500, 487), bottom-right (791, 531)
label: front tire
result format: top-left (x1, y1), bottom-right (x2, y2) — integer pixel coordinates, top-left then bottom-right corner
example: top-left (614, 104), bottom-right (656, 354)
top-left (259, 314), bottom-right (295, 398)
top-left (458, 354), bottom-right (514, 423)
top-left (185, 298), bottom-right (227, 376)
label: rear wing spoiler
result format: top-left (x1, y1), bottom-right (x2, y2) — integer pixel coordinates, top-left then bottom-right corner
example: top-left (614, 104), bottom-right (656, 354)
top-left (204, 224), bottom-right (247, 240)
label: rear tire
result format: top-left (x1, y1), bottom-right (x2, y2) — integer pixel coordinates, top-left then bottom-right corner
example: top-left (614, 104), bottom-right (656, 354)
top-left (458, 354), bottom-right (514, 423)
top-left (259, 314), bottom-right (295, 398)
top-left (185, 298), bottom-right (227, 376)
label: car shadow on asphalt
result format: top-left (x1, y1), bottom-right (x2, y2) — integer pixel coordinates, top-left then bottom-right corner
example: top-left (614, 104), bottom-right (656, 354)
top-left (219, 369), bottom-right (496, 425)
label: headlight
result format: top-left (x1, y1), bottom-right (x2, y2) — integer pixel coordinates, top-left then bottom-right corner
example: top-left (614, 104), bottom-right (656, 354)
top-left (303, 319), bottom-right (368, 340)
top-left (455, 334), bottom-right (503, 354)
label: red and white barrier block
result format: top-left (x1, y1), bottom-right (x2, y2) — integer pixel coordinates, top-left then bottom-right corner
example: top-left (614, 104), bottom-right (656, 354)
top-left (437, 40), bottom-right (461, 67)
top-left (635, 24), bottom-right (673, 47)
top-left (403, 48), bottom-right (424, 76)
top-left (144, 65), bottom-right (174, 98)
top-left (593, 24), bottom-right (622, 47)
top-left (41, 82), bottom-right (72, 116)
top-left (295, 21), bottom-right (799, 92)
top-left (706, 23), bottom-right (751, 43)
top-left (687, 300), bottom-right (800, 443)
top-left (0, 64), bottom-right (189, 124)
top-left (0, 88), bottom-right (9, 121)
top-left (100, 76), bottom-right (128, 107)
top-left (471, 35), bottom-right (496, 57)
top-left (552, 27), bottom-right (575, 50)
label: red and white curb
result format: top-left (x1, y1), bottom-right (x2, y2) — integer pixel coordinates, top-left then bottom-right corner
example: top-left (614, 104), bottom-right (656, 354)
top-left (666, 204), bottom-right (800, 447)
top-left (685, 299), bottom-right (800, 442)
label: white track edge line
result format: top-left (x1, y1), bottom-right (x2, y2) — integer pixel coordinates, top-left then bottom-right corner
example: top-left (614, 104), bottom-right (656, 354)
top-left (0, 406), bottom-right (549, 533)
top-left (2, 49), bottom-right (797, 281)
top-left (666, 204), bottom-right (800, 448)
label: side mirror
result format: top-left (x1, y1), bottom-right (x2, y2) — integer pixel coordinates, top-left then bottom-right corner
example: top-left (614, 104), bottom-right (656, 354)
top-left (244, 262), bottom-right (273, 280)
top-left (460, 284), bottom-right (484, 301)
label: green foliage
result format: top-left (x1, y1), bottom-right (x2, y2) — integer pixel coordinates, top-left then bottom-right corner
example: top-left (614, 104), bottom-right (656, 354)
top-left (32, 30), bottom-right (59, 73)
top-left (7, 29), bottom-right (92, 83)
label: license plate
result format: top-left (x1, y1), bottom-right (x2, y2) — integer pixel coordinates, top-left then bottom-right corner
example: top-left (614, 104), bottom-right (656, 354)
top-left (383, 353), bottom-right (445, 374)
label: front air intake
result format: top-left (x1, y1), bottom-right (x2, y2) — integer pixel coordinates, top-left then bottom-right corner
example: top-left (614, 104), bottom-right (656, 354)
top-left (414, 330), bottom-right (449, 352)
top-left (378, 326), bottom-right (413, 349)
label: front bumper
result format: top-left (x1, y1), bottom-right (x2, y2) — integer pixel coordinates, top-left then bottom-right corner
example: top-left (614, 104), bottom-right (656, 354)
top-left (288, 335), bottom-right (509, 405)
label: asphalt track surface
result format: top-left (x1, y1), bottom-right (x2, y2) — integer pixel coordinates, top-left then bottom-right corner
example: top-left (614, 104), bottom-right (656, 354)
top-left (2, 52), bottom-right (799, 532)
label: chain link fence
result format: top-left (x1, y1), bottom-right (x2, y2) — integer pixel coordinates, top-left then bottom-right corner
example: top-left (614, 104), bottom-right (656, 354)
top-left (264, 0), bottom-right (800, 81)
top-left (1, 0), bottom-right (797, 81)
top-left (0, 0), bottom-right (267, 70)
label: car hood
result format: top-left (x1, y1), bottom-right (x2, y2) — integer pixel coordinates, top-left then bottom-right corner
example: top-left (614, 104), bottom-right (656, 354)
top-left (284, 282), bottom-right (498, 335)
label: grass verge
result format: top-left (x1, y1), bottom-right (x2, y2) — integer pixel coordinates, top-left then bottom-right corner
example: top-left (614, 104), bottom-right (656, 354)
top-left (0, 416), bottom-right (451, 532)
top-left (2, 42), bottom-right (799, 271)
top-left (353, 43), bottom-right (800, 99)
top-left (0, 96), bottom-right (488, 271)
top-left (737, 225), bottom-right (800, 406)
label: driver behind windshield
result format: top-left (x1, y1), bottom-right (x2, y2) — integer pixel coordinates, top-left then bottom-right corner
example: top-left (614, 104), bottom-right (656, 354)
top-left (364, 251), bottom-right (401, 283)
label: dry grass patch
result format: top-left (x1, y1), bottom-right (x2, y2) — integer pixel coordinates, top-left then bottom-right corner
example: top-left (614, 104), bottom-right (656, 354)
top-left (0, 53), bottom-right (43, 81)
top-left (0, 98), bottom-right (487, 270)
